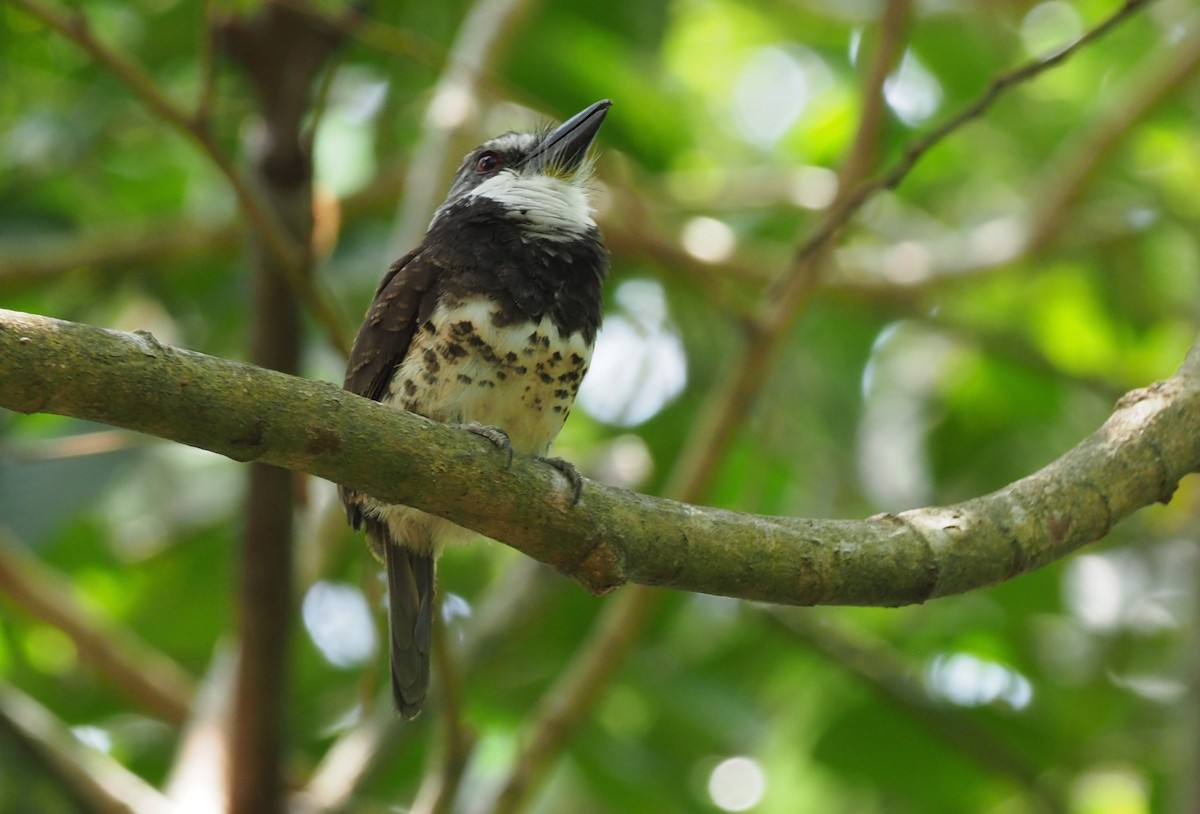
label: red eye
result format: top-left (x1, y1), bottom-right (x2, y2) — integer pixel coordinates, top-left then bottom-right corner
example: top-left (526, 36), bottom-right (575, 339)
top-left (475, 152), bottom-right (502, 173)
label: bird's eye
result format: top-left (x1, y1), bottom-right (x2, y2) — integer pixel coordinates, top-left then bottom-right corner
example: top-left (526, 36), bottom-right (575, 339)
top-left (475, 152), bottom-right (502, 173)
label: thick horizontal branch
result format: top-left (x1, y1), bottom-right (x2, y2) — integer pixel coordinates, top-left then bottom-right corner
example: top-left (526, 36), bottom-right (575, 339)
top-left (2, 308), bottom-right (1199, 606)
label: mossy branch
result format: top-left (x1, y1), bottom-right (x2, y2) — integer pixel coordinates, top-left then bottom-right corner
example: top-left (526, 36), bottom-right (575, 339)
top-left (3, 307), bottom-right (1200, 606)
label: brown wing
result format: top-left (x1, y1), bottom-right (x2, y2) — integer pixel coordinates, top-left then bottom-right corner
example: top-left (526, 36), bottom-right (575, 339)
top-left (343, 248), bottom-right (438, 400)
top-left (340, 247), bottom-right (439, 529)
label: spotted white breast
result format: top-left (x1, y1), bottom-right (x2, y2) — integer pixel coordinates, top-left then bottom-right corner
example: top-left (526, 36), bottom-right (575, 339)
top-left (366, 296), bottom-right (593, 553)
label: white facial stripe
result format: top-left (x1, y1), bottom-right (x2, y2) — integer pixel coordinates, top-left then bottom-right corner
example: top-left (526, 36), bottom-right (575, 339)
top-left (469, 171), bottom-right (596, 240)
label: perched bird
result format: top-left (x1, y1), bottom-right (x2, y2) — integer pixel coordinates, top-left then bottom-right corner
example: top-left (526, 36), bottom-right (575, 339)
top-left (340, 100), bottom-right (611, 718)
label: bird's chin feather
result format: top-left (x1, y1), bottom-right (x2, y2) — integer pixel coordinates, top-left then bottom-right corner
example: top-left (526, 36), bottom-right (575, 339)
top-left (467, 171), bottom-right (597, 241)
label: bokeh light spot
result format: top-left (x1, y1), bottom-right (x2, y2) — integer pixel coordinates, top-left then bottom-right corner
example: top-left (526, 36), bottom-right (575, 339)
top-left (708, 756), bottom-right (766, 812)
top-left (302, 581), bottom-right (378, 668)
top-left (579, 280), bottom-right (687, 426)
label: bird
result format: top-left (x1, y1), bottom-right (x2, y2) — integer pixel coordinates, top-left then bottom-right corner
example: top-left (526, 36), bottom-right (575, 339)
top-left (340, 100), bottom-right (611, 718)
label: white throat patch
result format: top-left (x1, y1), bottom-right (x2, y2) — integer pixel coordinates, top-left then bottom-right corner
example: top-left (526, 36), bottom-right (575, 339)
top-left (469, 171), bottom-right (596, 241)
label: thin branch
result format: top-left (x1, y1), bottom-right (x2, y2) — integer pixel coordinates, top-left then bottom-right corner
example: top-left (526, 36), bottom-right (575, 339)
top-left (676, 0), bottom-right (1154, 508)
top-left (0, 160), bottom-right (408, 287)
top-left (7, 0), bottom-right (288, 265)
top-left (0, 682), bottom-right (174, 814)
top-left (829, 4), bottom-right (1196, 290)
top-left (764, 608), bottom-right (1067, 814)
top-left (303, 56), bottom-right (341, 160)
top-left (780, 0), bottom-right (1157, 291)
top-left (304, 697), bottom-right (401, 811)
top-left (836, 0), bottom-right (1199, 289)
top-left (838, 0), bottom-right (912, 196)
top-left (305, 558), bottom-right (571, 809)
top-left (0, 220), bottom-right (242, 287)
top-left (410, 614), bottom-right (478, 814)
top-left (0, 527), bottom-right (196, 725)
top-left (668, 0), bottom-right (911, 505)
top-left (8, 0), bottom-right (352, 357)
top-left (387, 0), bottom-right (542, 255)
top-left (275, 0), bottom-right (443, 66)
top-left (487, 586), bottom-right (658, 814)
top-left (615, 0), bottom-right (1189, 301)
top-left (163, 644), bottom-right (238, 813)
top-left (230, 429), bottom-right (295, 814)
top-left (760, 0), bottom-right (910, 311)
top-left (6, 428), bottom-right (143, 460)
top-left (1026, 9), bottom-right (1200, 253)
top-left (194, 0), bottom-right (220, 128)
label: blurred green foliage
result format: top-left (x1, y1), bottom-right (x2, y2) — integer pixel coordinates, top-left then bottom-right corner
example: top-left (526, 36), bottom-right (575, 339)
top-left (2, 0), bottom-right (1200, 812)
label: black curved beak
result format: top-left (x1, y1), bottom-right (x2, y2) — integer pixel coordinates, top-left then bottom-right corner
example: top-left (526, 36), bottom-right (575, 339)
top-left (523, 99), bottom-right (612, 173)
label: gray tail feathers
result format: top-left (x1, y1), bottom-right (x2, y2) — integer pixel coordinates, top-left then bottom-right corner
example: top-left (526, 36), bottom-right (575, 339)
top-left (385, 543), bottom-right (435, 718)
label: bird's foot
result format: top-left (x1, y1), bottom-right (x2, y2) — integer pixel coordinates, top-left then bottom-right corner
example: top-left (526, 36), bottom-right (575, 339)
top-left (538, 456), bottom-right (584, 505)
top-left (457, 423), bottom-right (513, 468)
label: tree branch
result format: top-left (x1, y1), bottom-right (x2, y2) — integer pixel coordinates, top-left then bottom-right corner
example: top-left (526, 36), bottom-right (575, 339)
top-left (0, 682), bottom-right (173, 814)
top-left (779, 0), bottom-right (1157, 290)
top-left (2, 308), bottom-right (1197, 604)
top-left (217, 6), bottom-right (348, 813)
top-left (0, 162), bottom-right (407, 289)
top-left (303, 559), bottom-right (572, 809)
top-left (9, 0), bottom-right (352, 356)
top-left (410, 615), bottom-right (477, 814)
top-left (765, 608), bottom-right (1067, 812)
top-left (676, 0), bottom-right (1154, 504)
top-left (163, 645), bottom-right (238, 813)
top-left (1025, 9), bottom-right (1200, 254)
top-left (387, 0), bottom-right (541, 255)
top-left (194, 0), bottom-right (220, 128)
top-left (0, 528), bottom-right (195, 725)
top-left (274, 0), bottom-right (443, 67)
top-left (487, 586), bottom-right (658, 814)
